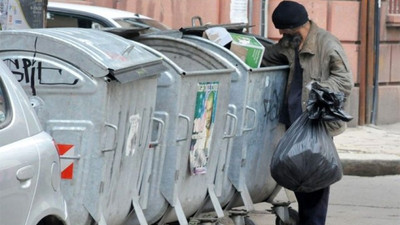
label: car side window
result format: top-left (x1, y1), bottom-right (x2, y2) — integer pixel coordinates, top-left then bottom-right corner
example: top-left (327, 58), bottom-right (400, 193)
top-left (0, 80), bottom-right (8, 125)
top-left (47, 12), bottom-right (79, 27)
top-left (47, 12), bottom-right (106, 29)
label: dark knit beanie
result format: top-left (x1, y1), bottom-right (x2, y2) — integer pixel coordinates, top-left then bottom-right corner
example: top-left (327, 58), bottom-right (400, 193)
top-left (272, 1), bottom-right (309, 29)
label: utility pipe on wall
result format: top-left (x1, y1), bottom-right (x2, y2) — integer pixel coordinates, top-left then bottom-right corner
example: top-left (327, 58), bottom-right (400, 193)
top-left (366, 0), bottom-right (377, 124)
top-left (371, 0), bottom-right (381, 124)
top-left (261, 0), bottom-right (268, 37)
top-left (358, 0), bottom-right (368, 125)
top-left (248, 0), bottom-right (253, 33)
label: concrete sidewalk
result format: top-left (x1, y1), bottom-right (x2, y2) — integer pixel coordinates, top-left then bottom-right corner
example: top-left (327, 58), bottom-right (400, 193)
top-left (334, 122), bottom-right (400, 176)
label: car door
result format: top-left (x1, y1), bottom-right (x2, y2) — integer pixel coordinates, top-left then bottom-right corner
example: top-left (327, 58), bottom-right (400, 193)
top-left (0, 65), bottom-right (40, 224)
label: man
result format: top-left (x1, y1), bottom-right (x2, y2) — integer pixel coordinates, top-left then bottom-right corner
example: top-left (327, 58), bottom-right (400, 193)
top-left (263, 1), bottom-right (353, 225)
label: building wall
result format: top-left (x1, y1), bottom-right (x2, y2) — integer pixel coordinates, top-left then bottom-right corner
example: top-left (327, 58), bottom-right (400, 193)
top-left (376, 0), bottom-right (400, 124)
top-left (50, 0), bottom-right (400, 125)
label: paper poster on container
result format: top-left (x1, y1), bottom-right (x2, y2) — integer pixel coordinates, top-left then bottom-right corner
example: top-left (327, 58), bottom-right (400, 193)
top-left (0, 0), bottom-right (6, 29)
top-left (0, 0), bottom-right (45, 30)
top-left (189, 82), bottom-right (219, 175)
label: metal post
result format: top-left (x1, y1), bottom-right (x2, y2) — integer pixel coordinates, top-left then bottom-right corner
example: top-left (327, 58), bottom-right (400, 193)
top-left (248, 0), bottom-right (253, 33)
top-left (366, 0), bottom-right (377, 124)
top-left (359, 0), bottom-right (368, 125)
top-left (371, 0), bottom-right (381, 124)
top-left (261, 0), bottom-right (268, 37)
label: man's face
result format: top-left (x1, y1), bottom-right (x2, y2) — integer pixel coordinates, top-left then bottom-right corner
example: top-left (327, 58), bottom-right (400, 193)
top-left (279, 27), bottom-right (299, 36)
top-left (279, 28), bottom-right (303, 49)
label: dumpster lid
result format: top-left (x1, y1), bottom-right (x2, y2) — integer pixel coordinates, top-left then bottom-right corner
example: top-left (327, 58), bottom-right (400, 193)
top-left (108, 28), bottom-right (185, 40)
top-left (136, 35), bottom-right (235, 72)
top-left (103, 27), bottom-right (145, 39)
top-left (179, 23), bottom-right (253, 36)
top-left (0, 28), bottom-right (166, 83)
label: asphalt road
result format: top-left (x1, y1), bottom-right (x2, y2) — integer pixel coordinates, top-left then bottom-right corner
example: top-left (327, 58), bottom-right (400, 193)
top-left (246, 175), bottom-right (400, 225)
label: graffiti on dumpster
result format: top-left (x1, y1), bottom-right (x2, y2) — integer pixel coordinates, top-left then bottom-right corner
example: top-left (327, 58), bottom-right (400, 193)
top-left (263, 89), bottom-right (279, 122)
top-left (125, 114), bottom-right (141, 157)
top-left (3, 58), bottom-right (79, 95)
top-left (260, 75), bottom-right (281, 124)
top-left (189, 82), bottom-right (219, 175)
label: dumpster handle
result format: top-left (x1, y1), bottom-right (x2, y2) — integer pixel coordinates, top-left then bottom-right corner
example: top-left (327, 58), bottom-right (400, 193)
top-left (191, 16), bottom-right (203, 26)
top-left (60, 155), bottom-right (81, 160)
top-left (102, 123), bottom-right (118, 152)
top-left (177, 114), bottom-right (190, 142)
top-left (243, 106), bottom-right (257, 132)
top-left (224, 112), bottom-right (238, 139)
top-left (149, 117), bottom-right (165, 148)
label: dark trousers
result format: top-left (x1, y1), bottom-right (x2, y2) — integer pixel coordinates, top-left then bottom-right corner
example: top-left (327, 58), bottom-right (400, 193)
top-left (295, 186), bottom-right (330, 225)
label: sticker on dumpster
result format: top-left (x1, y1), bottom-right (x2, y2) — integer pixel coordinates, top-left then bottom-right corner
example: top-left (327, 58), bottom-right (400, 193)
top-left (190, 82), bottom-right (219, 175)
top-left (57, 144), bottom-right (74, 179)
top-left (126, 114), bottom-right (141, 156)
top-left (0, 0), bottom-right (46, 30)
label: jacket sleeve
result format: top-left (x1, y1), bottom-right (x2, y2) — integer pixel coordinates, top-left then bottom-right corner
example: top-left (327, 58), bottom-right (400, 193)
top-left (318, 44), bottom-right (354, 136)
top-left (318, 45), bottom-right (353, 99)
top-left (261, 43), bottom-right (289, 67)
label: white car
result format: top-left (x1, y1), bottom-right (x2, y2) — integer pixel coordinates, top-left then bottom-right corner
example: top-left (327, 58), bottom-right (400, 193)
top-left (0, 61), bottom-right (69, 225)
top-left (46, 2), bottom-right (169, 33)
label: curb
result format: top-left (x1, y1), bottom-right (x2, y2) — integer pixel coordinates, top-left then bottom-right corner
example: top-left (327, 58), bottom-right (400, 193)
top-left (339, 153), bottom-right (400, 176)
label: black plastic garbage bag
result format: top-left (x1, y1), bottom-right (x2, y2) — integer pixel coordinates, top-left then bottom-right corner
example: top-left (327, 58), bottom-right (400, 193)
top-left (270, 113), bottom-right (342, 193)
top-left (270, 83), bottom-right (352, 193)
top-left (307, 82), bottom-right (353, 122)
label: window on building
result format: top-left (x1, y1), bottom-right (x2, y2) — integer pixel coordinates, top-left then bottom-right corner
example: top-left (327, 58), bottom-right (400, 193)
top-left (388, 0), bottom-right (400, 14)
top-left (387, 0), bottom-right (400, 26)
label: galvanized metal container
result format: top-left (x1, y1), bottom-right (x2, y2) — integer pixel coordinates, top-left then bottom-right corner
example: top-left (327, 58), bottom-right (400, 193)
top-left (0, 28), bottom-right (165, 225)
top-left (126, 36), bottom-right (236, 225)
top-left (182, 34), bottom-right (289, 210)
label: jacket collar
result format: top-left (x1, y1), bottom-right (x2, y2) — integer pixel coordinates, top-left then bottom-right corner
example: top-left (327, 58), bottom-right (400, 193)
top-left (300, 20), bottom-right (319, 55)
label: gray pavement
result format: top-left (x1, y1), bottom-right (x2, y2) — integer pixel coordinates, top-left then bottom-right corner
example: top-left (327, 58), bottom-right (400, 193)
top-left (246, 175), bottom-right (400, 225)
top-left (334, 122), bottom-right (400, 176)
top-left (195, 123), bottom-right (400, 225)
top-left (221, 123), bottom-right (400, 225)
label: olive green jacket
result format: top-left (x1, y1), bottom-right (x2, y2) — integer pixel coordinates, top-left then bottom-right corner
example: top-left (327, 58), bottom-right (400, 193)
top-left (262, 21), bottom-right (353, 136)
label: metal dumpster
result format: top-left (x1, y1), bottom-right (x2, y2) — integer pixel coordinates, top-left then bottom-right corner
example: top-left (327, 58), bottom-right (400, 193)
top-left (125, 36), bottom-right (236, 225)
top-left (0, 28), bottom-right (166, 225)
top-left (179, 32), bottom-right (289, 210)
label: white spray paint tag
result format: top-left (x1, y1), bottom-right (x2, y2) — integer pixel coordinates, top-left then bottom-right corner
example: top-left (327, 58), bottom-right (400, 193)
top-left (126, 114), bottom-right (141, 156)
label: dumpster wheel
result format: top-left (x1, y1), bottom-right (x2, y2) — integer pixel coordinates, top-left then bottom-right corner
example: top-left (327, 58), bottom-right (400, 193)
top-left (274, 207), bottom-right (298, 225)
top-left (244, 216), bottom-right (256, 225)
